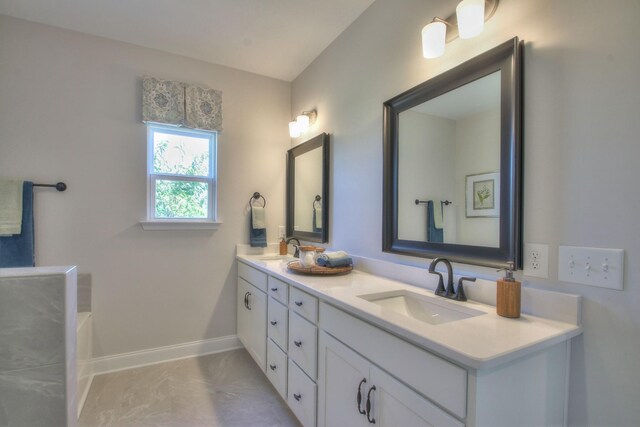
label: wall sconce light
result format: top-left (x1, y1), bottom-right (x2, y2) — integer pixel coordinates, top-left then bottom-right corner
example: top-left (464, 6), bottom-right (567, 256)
top-left (421, 0), bottom-right (498, 59)
top-left (289, 110), bottom-right (317, 138)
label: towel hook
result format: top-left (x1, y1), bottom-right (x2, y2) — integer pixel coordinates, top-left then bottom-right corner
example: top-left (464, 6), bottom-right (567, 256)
top-left (249, 192), bottom-right (266, 208)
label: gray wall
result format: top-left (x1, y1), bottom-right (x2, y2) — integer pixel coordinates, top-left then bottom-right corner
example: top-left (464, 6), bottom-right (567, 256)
top-left (291, 0), bottom-right (640, 425)
top-left (0, 15), bottom-right (291, 358)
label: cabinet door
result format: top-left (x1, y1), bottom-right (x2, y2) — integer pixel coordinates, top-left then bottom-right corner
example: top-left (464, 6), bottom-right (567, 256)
top-left (318, 332), bottom-right (370, 427)
top-left (237, 278), bottom-right (252, 353)
top-left (246, 283), bottom-right (267, 372)
top-left (370, 365), bottom-right (464, 427)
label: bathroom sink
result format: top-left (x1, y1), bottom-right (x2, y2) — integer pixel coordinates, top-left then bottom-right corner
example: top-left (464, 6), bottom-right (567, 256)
top-left (358, 290), bottom-right (485, 325)
top-left (256, 254), bottom-right (295, 261)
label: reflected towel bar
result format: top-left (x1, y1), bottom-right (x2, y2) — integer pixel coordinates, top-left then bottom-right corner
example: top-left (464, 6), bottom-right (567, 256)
top-left (415, 199), bottom-right (451, 206)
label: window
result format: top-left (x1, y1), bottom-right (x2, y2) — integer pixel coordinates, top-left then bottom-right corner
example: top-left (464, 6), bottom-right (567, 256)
top-left (146, 124), bottom-right (217, 222)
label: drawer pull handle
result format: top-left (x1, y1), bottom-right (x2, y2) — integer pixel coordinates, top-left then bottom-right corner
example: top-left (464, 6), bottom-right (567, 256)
top-left (293, 393), bottom-right (302, 401)
top-left (357, 378), bottom-right (367, 415)
top-left (271, 287), bottom-right (278, 291)
top-left (244, 292), bottom-right (250, 310)
top-left (294, 301), bottom-right (303, 306)
top-left (269, 364), bottom-right (277, 371)
top-left (294, 340), bottom-right (302, 347)
top-left (246, 292), bottom-right (252, 310)
top-left (366, 386), bottom-right (376, 424)
top-left (270, 320), bottom-right (278, 326)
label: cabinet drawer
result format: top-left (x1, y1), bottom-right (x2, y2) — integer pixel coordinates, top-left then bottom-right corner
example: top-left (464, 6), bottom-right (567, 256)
top-left (288, 359), bottom-right (317, 427)
top-left (289, 312), bottom-right (318, 379)
top-left (266, 339), bottom-right (287, 400)
top-left (268, 276), bottom-right (289, 305)
top-left (320, 302), bottom-right (467, 419)
top-left (268, 297), bottom-right (288, 350)
top-left (238, 262), bottom-right (267, 292)
top-left (290, 287), bottom-right (318, 323)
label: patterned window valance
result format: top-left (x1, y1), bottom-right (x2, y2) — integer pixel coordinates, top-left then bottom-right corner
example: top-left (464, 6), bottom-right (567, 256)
top-left (142, 76), bottom-right (223, 132)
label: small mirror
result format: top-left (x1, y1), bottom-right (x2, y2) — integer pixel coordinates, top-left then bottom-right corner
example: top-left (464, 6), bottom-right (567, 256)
top-left (383, 38), bottom-right (523, 268)
top-left (287, 133), bottom-right (329, 243)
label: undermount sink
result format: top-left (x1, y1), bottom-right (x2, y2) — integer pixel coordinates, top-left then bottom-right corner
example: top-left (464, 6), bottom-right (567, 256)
top-left (256, 254), bottom-right (294, 261)
top-left (358, 290), bottom-right (485, 325)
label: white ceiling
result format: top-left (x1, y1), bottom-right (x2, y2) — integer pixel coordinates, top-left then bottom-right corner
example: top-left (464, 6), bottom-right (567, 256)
top-left (0, 0), bottom-right (375, 81)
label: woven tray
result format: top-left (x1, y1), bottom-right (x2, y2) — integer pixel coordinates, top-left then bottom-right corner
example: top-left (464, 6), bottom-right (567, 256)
top-left (287, 260), bottom-right (353, 275)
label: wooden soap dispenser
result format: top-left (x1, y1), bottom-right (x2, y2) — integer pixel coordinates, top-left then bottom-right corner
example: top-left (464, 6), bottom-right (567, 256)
top-left (496, 261), bottom-right (521, 318)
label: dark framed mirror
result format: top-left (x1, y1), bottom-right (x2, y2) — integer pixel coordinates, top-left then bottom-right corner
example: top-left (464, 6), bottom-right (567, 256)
top-left (383, 38), bottom-right (523, 268)
top-left (287, 133), bottom-right (329, 243)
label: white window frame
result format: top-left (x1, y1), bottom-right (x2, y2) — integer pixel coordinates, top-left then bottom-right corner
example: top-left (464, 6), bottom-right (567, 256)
top-left (144, 124), bottom-right (218, 227)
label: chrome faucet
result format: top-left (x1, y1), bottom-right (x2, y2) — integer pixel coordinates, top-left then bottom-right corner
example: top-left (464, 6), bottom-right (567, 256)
top-left (286, 237), bottom-right (301, 258)
top-left (428, 257), bottom-right (476, 301)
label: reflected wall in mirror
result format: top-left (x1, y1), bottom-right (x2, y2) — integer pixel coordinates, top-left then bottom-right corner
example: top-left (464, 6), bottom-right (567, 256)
top-left (383, 38), bottom-right (523, 268)
top-left (287, 133), bottom-right (329, 243)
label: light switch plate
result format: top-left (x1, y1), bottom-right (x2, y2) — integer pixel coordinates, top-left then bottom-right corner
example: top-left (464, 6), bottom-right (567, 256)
top-left (558, 246), bottom-right (624, 290)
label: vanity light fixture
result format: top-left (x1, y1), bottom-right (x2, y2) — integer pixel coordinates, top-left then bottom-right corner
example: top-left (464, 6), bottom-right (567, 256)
top-left (421, 0), bottom-right (498, 59)
top-left (289, 110), bottom-right (317, 138)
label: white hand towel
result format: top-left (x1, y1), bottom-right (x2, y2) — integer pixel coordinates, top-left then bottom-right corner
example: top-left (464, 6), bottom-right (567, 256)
top-left (315, 207), bottom-right (322, 228)
top-left (0, 180), bottom-right (23, 235)
top-left (432, 199), bottom-right (444, 229)
top-left (251, 206), bottom-right (266, 229)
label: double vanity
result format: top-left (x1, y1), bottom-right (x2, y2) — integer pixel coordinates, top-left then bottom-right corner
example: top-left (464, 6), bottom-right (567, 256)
top-left (236, 253), bottom-right (582, 427)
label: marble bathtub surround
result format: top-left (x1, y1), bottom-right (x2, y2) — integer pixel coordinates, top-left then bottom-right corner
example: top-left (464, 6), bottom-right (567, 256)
top-left (79, 349), bottom-right (300, 427)
top-left (0, 266), bottom-right (78, 427)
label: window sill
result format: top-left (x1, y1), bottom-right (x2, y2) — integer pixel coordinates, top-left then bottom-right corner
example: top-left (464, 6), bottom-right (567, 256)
top-left (139, 220), bottom-right (222, 231)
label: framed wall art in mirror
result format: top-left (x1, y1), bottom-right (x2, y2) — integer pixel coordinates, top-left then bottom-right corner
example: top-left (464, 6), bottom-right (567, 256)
top-left (287, 133), bottom-right (329, 243)
top-left (382, 38), bottom-right (523, 268)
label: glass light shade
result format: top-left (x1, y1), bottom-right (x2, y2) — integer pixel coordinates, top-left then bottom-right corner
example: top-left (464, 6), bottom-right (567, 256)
top-left (422, 21), bottom-right (446, 59)
top-left (456, 0), bottom-right (485, 39)
top-left (296, 114), bottom-right (310, 133)
top-left (289, 121), bottom-right (301, 138)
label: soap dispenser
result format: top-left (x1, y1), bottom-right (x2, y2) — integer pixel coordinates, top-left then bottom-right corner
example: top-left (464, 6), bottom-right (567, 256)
top-left (279, 237), bottom-right (287, 256)
top-left (496, 261), bottom-right (521, 318)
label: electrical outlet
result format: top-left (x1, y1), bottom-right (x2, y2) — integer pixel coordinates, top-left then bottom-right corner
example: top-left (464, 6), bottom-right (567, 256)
top-left (523, 243), bottom-right (549, 278)
top-left (278, 226), bottom-right (286, 240)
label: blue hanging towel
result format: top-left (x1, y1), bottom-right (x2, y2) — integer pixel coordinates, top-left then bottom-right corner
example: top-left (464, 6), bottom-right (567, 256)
top-left (249, 206), bottom-right (267, 248)
top-left (427, 200), bottom-right (443, 243)
top-left (0, 181), bottom-right (35, 267)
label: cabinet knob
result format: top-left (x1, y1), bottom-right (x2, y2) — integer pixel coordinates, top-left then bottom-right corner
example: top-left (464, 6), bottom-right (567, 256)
top-left (293, 393), bottom-right (302, 401)
top-left (270, 320), bottom-right (278, 326)
top-left (269, 364), bottom-right (277, 371)
top-left (294, 340), bottom-right (302, 347)
top-left (294, 301), bottom-right (303, 306)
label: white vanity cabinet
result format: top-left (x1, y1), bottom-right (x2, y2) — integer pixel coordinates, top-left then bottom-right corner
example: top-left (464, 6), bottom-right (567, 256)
top-left (319, 331), bottom-right (463, 427)
top-left (237, 264), bottom-right (268, 371)
top-left (319, 301), bottom-right (570, 427)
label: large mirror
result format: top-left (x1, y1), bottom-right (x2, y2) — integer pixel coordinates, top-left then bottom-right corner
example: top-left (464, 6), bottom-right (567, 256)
top-left (383, 38), bottom-right (523, 268)
top-left (287, 133), bottom-right (329, 243)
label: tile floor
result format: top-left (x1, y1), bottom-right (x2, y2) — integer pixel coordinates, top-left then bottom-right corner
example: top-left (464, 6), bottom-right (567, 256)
top-left (79, 349), bottom-right (301, 427)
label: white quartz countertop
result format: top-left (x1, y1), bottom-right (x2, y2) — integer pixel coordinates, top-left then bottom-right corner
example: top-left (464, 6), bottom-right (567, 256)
top-left (237, 254), bottom-right (582, 370)
top-left (0, 265), bottom-right (76, 277)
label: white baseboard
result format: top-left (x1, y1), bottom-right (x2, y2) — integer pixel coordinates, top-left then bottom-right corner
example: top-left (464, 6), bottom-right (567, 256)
top-left (77, 373), bottom-right (94, 418)
top-left (92, 335), bottom-right (242, 375)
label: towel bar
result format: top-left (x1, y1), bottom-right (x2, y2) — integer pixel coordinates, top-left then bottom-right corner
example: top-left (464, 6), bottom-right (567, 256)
top-left (415, 199), bottom-right (451, 206)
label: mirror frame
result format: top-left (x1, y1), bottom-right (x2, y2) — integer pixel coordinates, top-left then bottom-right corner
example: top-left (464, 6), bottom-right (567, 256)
top-left (382, 38), bottom-right (523, 269)
top-left (287, 132), bottom-right (330, 243)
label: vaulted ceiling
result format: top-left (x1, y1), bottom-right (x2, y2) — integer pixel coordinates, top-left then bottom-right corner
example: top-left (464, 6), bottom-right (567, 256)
top-left (0, 0), bottom-right (375, 81)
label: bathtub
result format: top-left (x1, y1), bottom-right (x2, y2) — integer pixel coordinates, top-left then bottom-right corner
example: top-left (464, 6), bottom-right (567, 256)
top-left (77, 311), bottom-right (93, 418)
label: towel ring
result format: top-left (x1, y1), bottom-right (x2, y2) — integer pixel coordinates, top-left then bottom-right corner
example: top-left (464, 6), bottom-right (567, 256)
top-left (313, 195), bottom-right (322, 210)
top-left (249, 192), bottom-right (266, 208)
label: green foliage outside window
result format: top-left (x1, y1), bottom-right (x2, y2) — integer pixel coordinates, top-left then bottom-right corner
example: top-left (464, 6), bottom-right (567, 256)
top-left (154, 140), bottom-right (209, 218)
